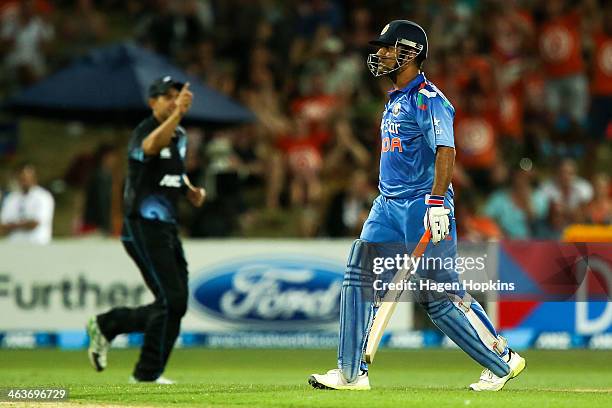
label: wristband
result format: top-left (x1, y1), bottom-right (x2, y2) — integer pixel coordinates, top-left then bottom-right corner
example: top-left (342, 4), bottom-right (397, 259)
top-left (425, 194), bottom-right (445, 206)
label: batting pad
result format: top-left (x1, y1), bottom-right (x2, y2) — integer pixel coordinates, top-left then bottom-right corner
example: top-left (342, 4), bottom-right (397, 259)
top-left (422, 295), bottom-right (510, 377)
top-left (337, 240), bottom-right (378, 383)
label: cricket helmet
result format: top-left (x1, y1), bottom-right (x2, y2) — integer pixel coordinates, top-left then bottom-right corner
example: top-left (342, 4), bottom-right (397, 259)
top-left (367, 20), bottom-right (428, 77)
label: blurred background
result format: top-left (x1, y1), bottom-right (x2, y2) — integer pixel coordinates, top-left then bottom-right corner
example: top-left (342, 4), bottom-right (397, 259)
top-left (0, 0), bottom-right (611, 351)
top-left (0, 0), bottom-right (610, 241)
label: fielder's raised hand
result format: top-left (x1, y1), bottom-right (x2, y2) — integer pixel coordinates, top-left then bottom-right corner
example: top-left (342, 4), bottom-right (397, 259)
top-left (175, 82), bottom-right (193, 117)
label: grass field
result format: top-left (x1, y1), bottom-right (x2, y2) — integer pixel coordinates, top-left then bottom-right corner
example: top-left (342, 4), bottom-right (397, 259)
top-left (1, 348), bottom-right (611, 407)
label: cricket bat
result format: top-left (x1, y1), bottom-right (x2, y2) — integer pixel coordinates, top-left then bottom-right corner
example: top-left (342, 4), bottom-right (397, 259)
top-left (364, 229), bottom-right (431, 364)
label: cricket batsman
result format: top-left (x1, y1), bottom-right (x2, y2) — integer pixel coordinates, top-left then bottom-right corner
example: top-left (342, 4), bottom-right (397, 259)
top-left (309, 20), bottom-right (526, 391)
top-left (86, 76), bottom-right (206, 384)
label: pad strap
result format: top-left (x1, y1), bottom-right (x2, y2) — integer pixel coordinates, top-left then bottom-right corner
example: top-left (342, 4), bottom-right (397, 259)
top-left (448, 293), bottom-right (507, 356)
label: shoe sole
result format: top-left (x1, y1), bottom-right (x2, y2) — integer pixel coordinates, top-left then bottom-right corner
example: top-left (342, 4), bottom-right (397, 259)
top-left (129, 376), bottom-right (176, 385)
top-left (511, 356), bottom-right (526, 379)
top-left (309, 375), bottom-right (335, 390)
top-left (308, 375), bottom-right (370, 391)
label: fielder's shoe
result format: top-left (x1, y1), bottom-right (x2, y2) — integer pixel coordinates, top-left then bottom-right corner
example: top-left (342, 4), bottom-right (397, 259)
top-left (129, 375), bottom-right (175, 385)
top-left (469, 349), bottom-right (526, 391)
top-left (308, 369), bottom-right (370, 391)
top-left (86, 316), bottom-right (109, 372)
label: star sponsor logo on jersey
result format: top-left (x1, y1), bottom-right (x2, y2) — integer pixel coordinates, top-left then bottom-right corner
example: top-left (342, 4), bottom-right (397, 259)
top-left (159, 174), bottom-right (182, 188)
top-left (381, 118), bottom-right (401, 135)
top-left (160, 147), bottom-right (172, 159)
top-left (392, 102), bottom-right (401, 116)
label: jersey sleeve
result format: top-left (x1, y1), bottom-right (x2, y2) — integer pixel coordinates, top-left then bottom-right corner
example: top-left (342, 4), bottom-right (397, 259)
top-left (416, 89), bottom-right (455, 148)
top-left (128, 121), bottom-right (155, 162)
top-left (176, 127), bottom-right (188, 161)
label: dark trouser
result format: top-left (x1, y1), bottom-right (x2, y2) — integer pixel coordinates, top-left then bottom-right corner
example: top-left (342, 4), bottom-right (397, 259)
top-left (590, 95), bottom-right (612, 140)
top-left (97, 217), bottom-right (188, 381)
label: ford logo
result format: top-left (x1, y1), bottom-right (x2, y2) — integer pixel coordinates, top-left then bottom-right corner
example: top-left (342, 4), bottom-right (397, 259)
top-left (190, 256), bottom-right (343, 328)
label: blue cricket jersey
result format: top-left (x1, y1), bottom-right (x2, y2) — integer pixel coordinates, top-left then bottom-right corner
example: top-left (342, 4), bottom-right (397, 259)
top-left (378, 73), bottom-right (455, 199)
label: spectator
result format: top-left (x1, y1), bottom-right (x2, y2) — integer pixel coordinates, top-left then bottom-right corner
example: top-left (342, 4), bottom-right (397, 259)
top-left (191, 131), bottom-right (245, 237)
top-left (454, 92), bottom-right (499, 192)
top-left (57, 0), bottom-right (108, 60)
top-left (82, 144), bottom-right (119, 235)
top-left (0, 0), bottom-right (54, 86)
top-left (308, 36), bottom-right (363, 95)
top-left (538, 158), bottom-right (593, 229)
top-left (292, 69), bottom-right (339, 130)
top-left (0, 0), bottom-right (610, 239)
top-left (456, 192), bottom-right (502, 242)
top-left (136, 0), bottom-right (204, 62)
top-left (484, 169), bottom-right (548, 239)
top-left (295, 0), bottom-right (342, 39)
top-left (538, 0), bottom-right (589, 129)
top-left (588, 3), bottom-right (612, 141)
top-left (324, 169), bottom-right (375, 237)
top-left (276, 114), bottom-right (328, 207)
top-left (324, 116), bottom-right (370, 173)
top-left (345, 7), bottom-right (376, 56)
top-left (586, 173), bottom-right (612, 225)
top-left (0, 163), bottom-right (54, 244)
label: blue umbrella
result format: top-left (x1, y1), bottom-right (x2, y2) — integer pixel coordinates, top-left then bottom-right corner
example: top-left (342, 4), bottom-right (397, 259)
top-left (3, 42), bottom-right (254, 126)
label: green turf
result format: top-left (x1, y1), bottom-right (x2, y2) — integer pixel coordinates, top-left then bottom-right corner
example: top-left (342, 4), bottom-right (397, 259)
top-left (0, 348), bottom-right (611, 407)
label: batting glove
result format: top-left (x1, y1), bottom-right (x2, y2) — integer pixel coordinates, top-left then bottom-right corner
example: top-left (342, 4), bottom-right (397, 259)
top-left (423, 194), bottom-right (450, 244)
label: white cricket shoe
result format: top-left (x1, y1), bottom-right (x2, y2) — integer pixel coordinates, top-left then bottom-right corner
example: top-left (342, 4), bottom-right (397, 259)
top-left (469, 349), bottom-right (526, 391)
top-left (308, 369), bottom-right (371, 391)
top-left (86, 316), bottom-right (110, 372)
top-left (129, 375), bottom-right (175, 385)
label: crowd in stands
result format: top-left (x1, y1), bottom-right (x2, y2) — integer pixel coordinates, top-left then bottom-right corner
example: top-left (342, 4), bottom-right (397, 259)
top-left (0, 0), bottom-right (610, 242)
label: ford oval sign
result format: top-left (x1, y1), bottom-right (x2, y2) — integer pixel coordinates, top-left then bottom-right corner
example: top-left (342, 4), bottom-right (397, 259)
top-left (190, 256), bottom-right (343, 328)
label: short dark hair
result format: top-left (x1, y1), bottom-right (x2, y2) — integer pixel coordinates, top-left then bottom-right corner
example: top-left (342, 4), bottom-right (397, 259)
top-left (15, 161), bottom-right (34, 173)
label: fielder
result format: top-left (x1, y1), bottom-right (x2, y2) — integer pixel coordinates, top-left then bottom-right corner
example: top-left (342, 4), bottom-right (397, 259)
top-left (86, 76), bottom-right (205, 384)
top-left (309, 20), bottom-right (525, 391)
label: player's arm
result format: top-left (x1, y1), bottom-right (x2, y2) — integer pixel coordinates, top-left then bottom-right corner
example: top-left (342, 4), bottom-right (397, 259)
top-left (424, 146), bottom-right (454, 244)
top-left (182, 174), bottom-right (206, 208)
top-left (1, 220), bottom-right (39, 232)
top-left (431, 146), bottom-right (455, 196)
top-left (142, 83), bottom-right (192, 156)
top-left (417, 92), bottom-right (455, 244)
top-left (2, 193), bottom-right (53, 232)
top-left (0, 196), bottom-right (45, 232)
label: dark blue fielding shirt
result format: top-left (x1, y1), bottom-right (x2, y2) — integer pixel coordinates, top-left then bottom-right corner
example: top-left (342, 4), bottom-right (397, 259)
top-left (123, 115), bottom-right (187, 223)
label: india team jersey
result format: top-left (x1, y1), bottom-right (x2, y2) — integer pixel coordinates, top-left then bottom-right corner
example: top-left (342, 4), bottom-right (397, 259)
top-left (379, 73), bottom-right (455, 199)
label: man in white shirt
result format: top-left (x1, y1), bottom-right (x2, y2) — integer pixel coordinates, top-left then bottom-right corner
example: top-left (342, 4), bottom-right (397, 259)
top-left (0, 163), bottom-right (54, 245)
top-left (539, 159), bottom-right (593, 210)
